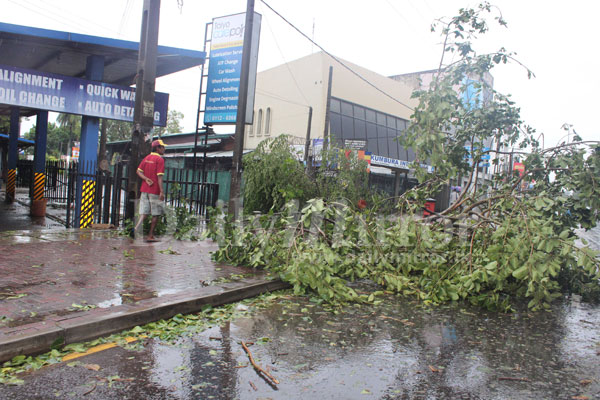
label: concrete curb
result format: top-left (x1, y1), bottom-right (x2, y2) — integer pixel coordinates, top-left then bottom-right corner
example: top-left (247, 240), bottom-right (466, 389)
top-left (0, 279), bottom-right (290, 363)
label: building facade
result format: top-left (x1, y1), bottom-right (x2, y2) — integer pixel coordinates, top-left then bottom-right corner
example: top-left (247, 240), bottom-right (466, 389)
top-left (246, 52), bottom-right (498, 204)
top-left (245, 51), bottom-right (417, 159)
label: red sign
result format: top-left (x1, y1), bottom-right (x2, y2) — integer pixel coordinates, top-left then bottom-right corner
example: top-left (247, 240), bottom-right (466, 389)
top-left (513, 162), bottom-right (525, 177)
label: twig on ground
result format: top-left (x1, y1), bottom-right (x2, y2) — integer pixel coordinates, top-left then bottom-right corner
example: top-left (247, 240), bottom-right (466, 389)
top-left (499, 377), bottom-right (530, 382)
top-left (241, 341), bottom-right (279, 386)
top-left (83, 384), bottom-right (97, 396)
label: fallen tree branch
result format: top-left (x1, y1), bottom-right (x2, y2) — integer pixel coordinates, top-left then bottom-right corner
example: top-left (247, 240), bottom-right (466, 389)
top-left (499, 377), bottom-right (530, 382)
top-left (241, 341), bottom-right (279, 386)
top-left (83, 384), bottom-right (97, 396)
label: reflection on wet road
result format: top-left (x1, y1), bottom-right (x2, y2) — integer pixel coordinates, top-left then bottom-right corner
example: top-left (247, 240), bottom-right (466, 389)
top-left (1, 292), bottom-right (598, 400)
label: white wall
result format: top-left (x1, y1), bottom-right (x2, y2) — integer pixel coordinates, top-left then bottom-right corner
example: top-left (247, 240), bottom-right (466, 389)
top-left (246, 52), bottom-right (418, 150)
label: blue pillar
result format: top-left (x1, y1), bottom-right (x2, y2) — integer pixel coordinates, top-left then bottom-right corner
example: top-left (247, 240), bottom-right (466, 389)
top-left (75, 55), bottom-right (104, 228)
top-left (32, 111), bottom-right (48, 203)
top-left (5, 107), bottom-right (20, 203)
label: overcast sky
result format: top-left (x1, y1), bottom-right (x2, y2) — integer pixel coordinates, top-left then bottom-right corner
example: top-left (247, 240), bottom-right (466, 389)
top-left (2, 0), bottom-right (598, 148)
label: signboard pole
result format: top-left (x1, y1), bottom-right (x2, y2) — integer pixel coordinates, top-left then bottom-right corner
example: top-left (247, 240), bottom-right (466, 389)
top-left (75, 54), bottom-right (104, 228)
top-left (5, 107), bottom-right (19, 203)
top-left (32, 111), bottom-right (48, 206)
top-left (126, 0), bottom-right (161, 223)
top-left (229, 0), bottom-right (255, 216)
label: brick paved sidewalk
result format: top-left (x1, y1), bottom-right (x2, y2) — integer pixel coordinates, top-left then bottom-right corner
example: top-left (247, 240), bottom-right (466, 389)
top-left (0, 199), bottom-right (286, 361)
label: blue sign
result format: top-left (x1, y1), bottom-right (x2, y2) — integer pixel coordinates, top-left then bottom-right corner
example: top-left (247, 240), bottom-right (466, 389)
top-left (204, 12), bottom-right (261, 125)
top-left (465, 145), bottom-right (491, 167)
top-left (0, 64), bottom-right (168, 126)
top-left (205, 46), bottom-right (243, 123)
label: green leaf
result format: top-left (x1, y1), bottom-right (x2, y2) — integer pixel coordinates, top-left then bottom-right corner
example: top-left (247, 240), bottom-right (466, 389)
top-left (484, 261), bottom-right (498, 270)
top-left (512, 266), bottom-right (529, 280)
top-left (50, 337), bottom-right (65, 351)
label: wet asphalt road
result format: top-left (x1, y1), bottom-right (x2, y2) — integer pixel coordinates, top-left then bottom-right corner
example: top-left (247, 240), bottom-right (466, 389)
top-left (0, 291), bottom-right (598, 400)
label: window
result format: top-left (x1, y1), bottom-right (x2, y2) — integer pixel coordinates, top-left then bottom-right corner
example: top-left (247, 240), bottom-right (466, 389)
top-left (265, 107), bottom-right (271, 135)
top-left (341, 115), bottom-right (355, 140)
top-left (330, 98), bottom-right (341, 113)
top-left (248, 111), bottom-right (255, 136)
top-left (256, 109), bottom-right (263, 136)
top-left (387, 115), bottom-right (396, 129)
top-left (328, 97), bottom-right (410, 160)
top-left (365, 109), bottom-right (376, 123)
top-left (341, 102), bottom-right (353, 116)
top-left (353, 105), bottom-right (365, 120)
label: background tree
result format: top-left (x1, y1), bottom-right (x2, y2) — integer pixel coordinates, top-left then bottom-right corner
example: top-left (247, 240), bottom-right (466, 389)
top-left (55, 113), bottom-right (81, 159)
top-left (242, 135), bottom-right (316, 213)
top-left (241, 135), bottom-right (371, 214)
top-left (154, 110), bottom-right (184, 136)
top-left (0, 115), bottom-right (9, 133)
top-left (24, 122), bottom-right (70, 159)
top-left (98, 119), bottom-right (132, 164)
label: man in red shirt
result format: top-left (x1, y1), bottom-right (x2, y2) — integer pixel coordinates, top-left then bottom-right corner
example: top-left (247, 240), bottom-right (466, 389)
top-left (134, 139), bottom-right (166, 241)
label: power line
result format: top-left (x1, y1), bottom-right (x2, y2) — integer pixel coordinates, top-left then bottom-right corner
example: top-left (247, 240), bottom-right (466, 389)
top-left (258, 0), bottom-right (415, 112)
top-left (256, 89), bottom-right (310, 108)
top-left (13, 0), bottom-right (118, 36)
top-left (258, 6), bottom-right (311, 106)
top-left (118, 0), bottom-right (135, 38)
top-left (383, 0), bottom-right (418, 31)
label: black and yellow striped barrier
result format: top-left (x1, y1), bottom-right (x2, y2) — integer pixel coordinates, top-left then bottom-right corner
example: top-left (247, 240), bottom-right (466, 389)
top-left (79, 179), bottom-right (96, 228)
top-left (6, 168), bottom-right (16, 201)
top-left (33, 172), bottom-right (45, 201)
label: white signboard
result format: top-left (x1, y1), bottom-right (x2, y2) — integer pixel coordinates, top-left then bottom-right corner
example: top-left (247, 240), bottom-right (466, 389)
top-left (370, 154), bottom-right (434, 173)
top-left (204, 12), bottom-right (261, 125)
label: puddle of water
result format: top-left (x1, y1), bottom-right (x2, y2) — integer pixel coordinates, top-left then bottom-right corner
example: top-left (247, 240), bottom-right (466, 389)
top-left (97, 294), bottom-right (122, 308)
top-left (120, 294), bottom-right (600, 400)
top-left (1, 293), bottom-right (598, 400)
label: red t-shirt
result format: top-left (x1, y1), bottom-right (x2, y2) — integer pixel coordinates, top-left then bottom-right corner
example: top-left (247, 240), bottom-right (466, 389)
top-left (137, 152), bottom-right (165, 195)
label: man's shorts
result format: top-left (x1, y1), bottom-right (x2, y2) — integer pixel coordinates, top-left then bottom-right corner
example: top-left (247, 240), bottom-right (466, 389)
top-left (139, 192), bottom-right (165, 216)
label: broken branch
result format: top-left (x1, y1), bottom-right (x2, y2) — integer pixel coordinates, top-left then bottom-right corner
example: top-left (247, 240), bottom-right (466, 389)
top-left (499, 377), bottom-right (530, 382)
top-left (241, 340), bottom-right (279, 386)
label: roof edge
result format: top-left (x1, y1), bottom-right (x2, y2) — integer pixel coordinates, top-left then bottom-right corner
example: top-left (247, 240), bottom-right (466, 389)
top-left (0, 22), bottom-right (205, 60)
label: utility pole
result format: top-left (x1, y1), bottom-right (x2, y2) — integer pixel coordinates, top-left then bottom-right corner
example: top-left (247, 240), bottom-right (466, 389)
top-left (303, 106), bottom-right (313, 164)
top-left (228, 0), bottom-right (256, 217)
top-left (126, 0), bottom-right (161, 222)
top-left (323, 66), bottom-right (333, 150)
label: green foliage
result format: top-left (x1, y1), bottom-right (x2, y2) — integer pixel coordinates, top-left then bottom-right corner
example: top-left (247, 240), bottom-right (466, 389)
top-left (210, 196), bottom-right (599, 311)
top-left (154, 110), bottom-right (185, 136)
top-left (164, 184), bottom-right (200, 240)
top-left (313, 145), bottom-right (371, 206)
top-left (211, 3), bottom-right (600, 312)
top-left (243, 135), bottom-right (316, 213)
top-left (168, 204), bottom-right (199, 241)
top-left (24, 121), bottom-right (78, 159)
top-left (0, 116), bottom-right (10, 133)
top-left (105, 119), bottom-right (133, 142)
top-left (242, 135), bottom-right (371, 213)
